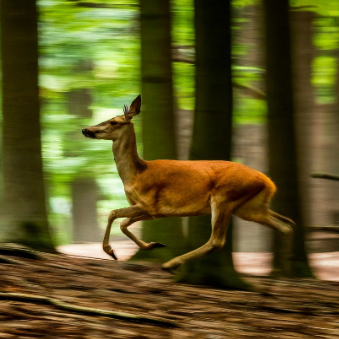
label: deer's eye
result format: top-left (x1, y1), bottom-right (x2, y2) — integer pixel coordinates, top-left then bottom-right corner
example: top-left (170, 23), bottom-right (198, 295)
top-left (110, 121), bottom-right (118, 126)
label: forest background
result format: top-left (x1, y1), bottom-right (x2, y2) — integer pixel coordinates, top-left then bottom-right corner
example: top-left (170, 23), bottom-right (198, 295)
top-left (0, 0), bottom-right (339, 286)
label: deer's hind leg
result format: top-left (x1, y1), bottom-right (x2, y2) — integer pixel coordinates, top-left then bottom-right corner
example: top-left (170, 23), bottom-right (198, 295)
top-left (162, 197), bottom-right (232, 272)
top-left (103, 205), bottom-right (164, 260)
top-left (234, 188), bottom-right (294, 234)
top-left (234, 188), bottom-right (294, 273)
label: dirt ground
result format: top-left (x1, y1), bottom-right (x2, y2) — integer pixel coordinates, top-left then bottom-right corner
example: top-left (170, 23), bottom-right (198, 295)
top-left (0, 245), bottom-right (339, 338)
top-left (59, 242), bottom-right (339, 282)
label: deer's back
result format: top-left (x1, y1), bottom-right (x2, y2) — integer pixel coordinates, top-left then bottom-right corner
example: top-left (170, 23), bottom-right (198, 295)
top-left (125, 159), bottom-right (275, 217)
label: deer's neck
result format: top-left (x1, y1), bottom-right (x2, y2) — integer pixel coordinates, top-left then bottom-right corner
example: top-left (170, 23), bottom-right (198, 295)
top-left (112, 125), bottom-right (146, 185)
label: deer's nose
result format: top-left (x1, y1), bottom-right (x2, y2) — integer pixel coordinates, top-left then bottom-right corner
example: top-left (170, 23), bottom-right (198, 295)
top-left (82, 129), bottom-right (87, 135)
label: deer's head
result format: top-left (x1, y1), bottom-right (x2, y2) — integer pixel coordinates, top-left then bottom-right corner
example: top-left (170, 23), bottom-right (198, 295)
top-left (82, 95), bottom-right (141, 141)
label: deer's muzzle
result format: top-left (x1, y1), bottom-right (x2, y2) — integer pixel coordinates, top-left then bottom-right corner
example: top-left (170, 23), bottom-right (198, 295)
top-left (82, 128), bottom-right (96, 139)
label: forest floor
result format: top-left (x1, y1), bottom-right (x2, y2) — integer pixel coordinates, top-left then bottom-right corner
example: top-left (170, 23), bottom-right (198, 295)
top-left (59, 241), bottom-right (339, 282)
top-left (0, 244), bottom-right (339, 338)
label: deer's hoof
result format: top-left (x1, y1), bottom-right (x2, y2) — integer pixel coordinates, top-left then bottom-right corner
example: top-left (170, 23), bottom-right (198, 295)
top-left (110, 251), bottom-right (118, 260)
top-left (148, 242), bottom-right (166, 250)
top-left (103, 245), bottom-right (118, 260)
top-left (161, 261), bottom-right (181, 274)
top-left (161, 266), bottom-right (175, 274)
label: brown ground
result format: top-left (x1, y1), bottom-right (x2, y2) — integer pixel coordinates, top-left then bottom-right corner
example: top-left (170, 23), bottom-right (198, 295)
top-left (0, 245), bottom-right (339, 338)
top-left (59, 242), bottom-right (339, 282)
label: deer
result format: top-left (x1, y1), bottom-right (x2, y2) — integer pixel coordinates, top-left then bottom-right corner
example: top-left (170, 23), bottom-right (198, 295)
top-left (82, 95), bottom-right (294, 272)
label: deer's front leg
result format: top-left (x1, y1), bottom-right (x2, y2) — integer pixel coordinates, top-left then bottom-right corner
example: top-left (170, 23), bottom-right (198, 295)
top-left (103, 205), bottom-right (163, 259)
top-left (120, 216), bottom-right (165, 250)
top-left (103, 205), bottom-right (144, 259)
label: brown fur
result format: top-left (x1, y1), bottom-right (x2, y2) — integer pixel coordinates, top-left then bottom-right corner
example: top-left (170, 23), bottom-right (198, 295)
top-left (82, 95), bottom-right (294, 271)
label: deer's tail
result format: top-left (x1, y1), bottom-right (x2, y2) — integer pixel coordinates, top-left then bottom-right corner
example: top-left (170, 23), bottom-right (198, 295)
top-left (269, 210), bottom-right (296, 226)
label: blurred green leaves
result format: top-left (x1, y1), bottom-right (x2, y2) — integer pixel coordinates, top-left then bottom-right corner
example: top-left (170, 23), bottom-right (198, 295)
top-left (38, 0), bottom-right (141, 241)
top-left (35, 0), bottom-right (339, 243)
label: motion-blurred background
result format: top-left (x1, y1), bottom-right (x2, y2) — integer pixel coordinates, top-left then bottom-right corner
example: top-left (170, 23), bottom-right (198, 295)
top-left (0, 0), bottom-right (338, 282)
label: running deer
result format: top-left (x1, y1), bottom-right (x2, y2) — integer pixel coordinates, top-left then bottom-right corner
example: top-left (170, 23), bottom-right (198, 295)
top-left (82, 95), bottom-right (294, 272)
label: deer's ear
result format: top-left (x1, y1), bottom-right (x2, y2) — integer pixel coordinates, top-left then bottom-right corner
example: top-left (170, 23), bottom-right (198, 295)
top-left (129, 95), bottom-right (141, 116)
top-left (124, 95), bottom-right (141, 121)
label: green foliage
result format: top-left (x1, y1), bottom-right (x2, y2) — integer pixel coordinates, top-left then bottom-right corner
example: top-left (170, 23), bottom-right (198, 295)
top-left (289, 0), bottom-right (339, 103)
top-left (312, 55), bottom-right (337, 102)
top-left (314, 16), bottom-right (339, 50)
top-left (29, 0), bottom-right (339, 245)
top-left (234, 97), bottom-right (267, 124)
top-left (173, 62), bottom-right (195, 110)
top-left (291, 0), bottom-right (339, 16)
top-left (232, 0), bottom-right (258, 8)
top-left (38, 0), bottom-right (141, 243)
top-left (172, 0), bottom-right (194, 46)
top-left (312, 16), bottom-right (339, 103)
top-left (232, 64), bottom-right (266, 123)
top-left (172, 0), bottom-right (195, 111)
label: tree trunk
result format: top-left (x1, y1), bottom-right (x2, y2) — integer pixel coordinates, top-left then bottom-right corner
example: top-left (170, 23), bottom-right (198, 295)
top-left (232, 2), bottom-right (271, 252)
top-left (323, 47), bottom-right (339, 226)
top-left (290, 9), bottom-right (316, 275)
top-left (263, 0), bottom-right (313, 277)
top-left (132, 0), bottom-right (184, 261)
top-left (0, 0), bottom-right (55, 251)
top-left (66, 61), bottom-right (101, 243)
top-left (176, 0), bottom-right (250, 290)
top-left (71, 178), bottom-right (101, 243)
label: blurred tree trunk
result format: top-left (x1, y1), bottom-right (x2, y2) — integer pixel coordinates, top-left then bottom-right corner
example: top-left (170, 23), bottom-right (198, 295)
top-left (291, 10), bottom-right (315, 227)
top-left (334, 49), bottom-right (339, 173)
top-left (0, 0), bottom-right (55, 251)
top-left (71, 178), bottom-right (101, 242)
top-left (132, 0), bottom-right (184, 261)
top-left (232, 2), bottom-right (271, 252)
top-left (233, 2), bottom-right (265, 90)
top-left (290, 9), bottom-right (316, 274)
top-left (176, 0), bottom-right (250, 290)
top-left (328, 47), bottom-right (339, 223)
top-left (66, 61), bottom-right (101, 243)
top-left (263, 0), bottom-right (313, 276)
top-left (311, 36), bottom-right (339, 228)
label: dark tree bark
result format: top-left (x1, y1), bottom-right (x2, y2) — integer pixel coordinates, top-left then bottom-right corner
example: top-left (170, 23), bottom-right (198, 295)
top-left (263, 0), bottom-right (313, 277)
top-left (290, 10), bottom-right (317, 275)
top-left (291, 10), bottom-right (315, 228)
top-left (0, 0), bottom-right (55, 251)
top-left (132, 0), bottom-right (184, 261)
top-left (176, 0), bottom-right (250, 290)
